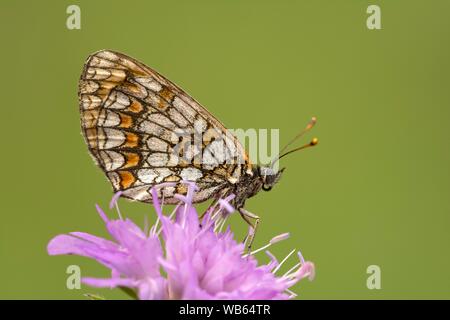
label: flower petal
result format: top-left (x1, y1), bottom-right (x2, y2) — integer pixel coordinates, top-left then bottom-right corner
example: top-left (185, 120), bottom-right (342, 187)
top-left (82, 277), bottom-right (135, 288)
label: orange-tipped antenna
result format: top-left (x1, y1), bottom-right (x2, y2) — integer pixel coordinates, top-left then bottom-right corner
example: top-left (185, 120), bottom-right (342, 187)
top-left (278, 137), bottom-right (318, 161)
top-left (270, 117), bottom-right (318, 167)
top-left (278, 117), bottom-right (316, 156)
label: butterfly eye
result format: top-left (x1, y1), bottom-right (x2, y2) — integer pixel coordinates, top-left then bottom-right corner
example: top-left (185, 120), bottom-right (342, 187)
top-left (262, 185), bottom-right (272, 192)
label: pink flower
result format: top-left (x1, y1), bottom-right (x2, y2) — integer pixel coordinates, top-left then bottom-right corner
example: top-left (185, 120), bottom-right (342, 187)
top-left (47, 182), bottom-right (314, 299)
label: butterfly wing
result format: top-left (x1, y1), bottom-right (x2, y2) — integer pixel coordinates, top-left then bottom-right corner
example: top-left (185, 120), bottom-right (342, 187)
top-left (78, 50), bottom-right (251, 203)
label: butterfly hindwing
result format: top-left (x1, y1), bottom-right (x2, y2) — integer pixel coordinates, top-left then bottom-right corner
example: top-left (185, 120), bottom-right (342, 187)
top-left (79, 50), bottom-right (251, 203)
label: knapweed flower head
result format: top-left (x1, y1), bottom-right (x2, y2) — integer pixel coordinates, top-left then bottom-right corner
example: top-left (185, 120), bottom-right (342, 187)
top-left (47, 182), bottom-right (314, 299)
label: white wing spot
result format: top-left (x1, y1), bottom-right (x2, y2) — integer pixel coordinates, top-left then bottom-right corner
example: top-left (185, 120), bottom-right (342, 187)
top-left (194, 117), bottom-right (207, 133)
top-left (102, 128), bottom-right (126, 149)
top-left (135, 77), bottom-right (162, 92)
top-left (105, 91), bottom-right (130, 109)
top-left (138, 168), bottom-right (173, 183)
top-left (147, 137), bottom-right (168, 152)
top-left (168, 108), bottom-right (189, 127)
top-left (180, 168), bottom-right (203, 181)
top-left (98, 110), bottom-right (121, 127)
top-left (208, 139), bottom-right (227, 163)
top-left (173, 97), bottom-right (196, 122)
top-left (148, 113), bottom-right (176, 129)
top-left (147, 153), bottom-right (169, 166)
top-left (100, 150), bottom-right (125, 171)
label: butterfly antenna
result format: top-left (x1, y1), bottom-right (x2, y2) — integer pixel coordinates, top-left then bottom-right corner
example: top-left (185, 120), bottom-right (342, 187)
top-left (270, 117), bottom-right (318, 167)
top-left (277, 137), bottom-right (318, 161)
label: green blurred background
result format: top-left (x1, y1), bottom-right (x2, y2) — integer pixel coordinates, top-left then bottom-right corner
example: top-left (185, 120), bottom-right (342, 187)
top-left (1, 0), bottom-right (449, 299)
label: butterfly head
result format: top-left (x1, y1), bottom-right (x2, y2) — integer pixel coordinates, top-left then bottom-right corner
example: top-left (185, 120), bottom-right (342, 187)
top-left (257, 117), bottom-right (319, 192)
top-left (259, 166), bottom-right (285, 192)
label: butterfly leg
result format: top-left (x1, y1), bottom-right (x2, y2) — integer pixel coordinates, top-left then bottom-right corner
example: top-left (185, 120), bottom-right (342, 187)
top-left (239, 208), bottom-right (261, 254)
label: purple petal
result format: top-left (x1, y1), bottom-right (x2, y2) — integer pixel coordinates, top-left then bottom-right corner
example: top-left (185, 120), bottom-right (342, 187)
top-left (137, 277), bottom-right (167, 300)
top-left (174, 180), bottom-right (199, 205)
top-left (218, 199), bottom-right (234, 214)
top-left (109, 191), bottom-right (123, 209)
top-left (150, 187), bottom-right (164, 220)
top-left (265, 250), bottom-right (279, 270)
top-left (47, 234), bottom-right (103, 256)
top-left (82, 277), bottom-right (135, 288)
top-left (69, 232), bottom-right (117, 249)
top-left (95, 204), bottom-right (109, 224)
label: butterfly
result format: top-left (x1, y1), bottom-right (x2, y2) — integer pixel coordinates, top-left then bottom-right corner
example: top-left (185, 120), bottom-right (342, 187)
top-left (78, 50), bottom-right (317, 248)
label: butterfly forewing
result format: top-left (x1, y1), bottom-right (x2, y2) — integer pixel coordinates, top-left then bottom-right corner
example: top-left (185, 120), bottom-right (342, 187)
top-left (78, 50), bottom-right (251, 204)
